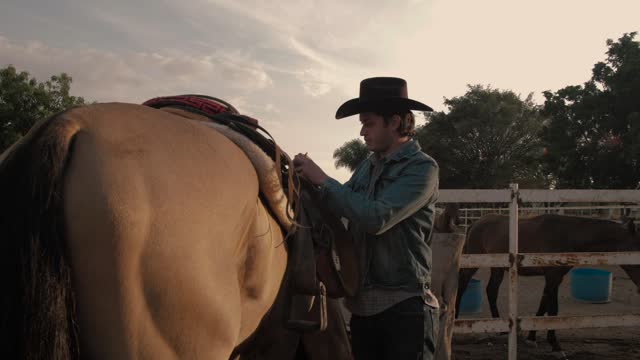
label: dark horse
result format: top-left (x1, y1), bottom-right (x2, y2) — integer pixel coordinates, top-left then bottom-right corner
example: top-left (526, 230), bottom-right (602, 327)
top-left (455, 214), bottom-right (640, 352)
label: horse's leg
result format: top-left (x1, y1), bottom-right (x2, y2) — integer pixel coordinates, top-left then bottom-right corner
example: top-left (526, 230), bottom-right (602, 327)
top-left (486, 268), bottom-right (505, 318)
top-left (526, 275), bottom-right (551, 344)
top-left (545, 271), bottom-right (566, 353)
top-left (455, 267), bottom-right (478, 318)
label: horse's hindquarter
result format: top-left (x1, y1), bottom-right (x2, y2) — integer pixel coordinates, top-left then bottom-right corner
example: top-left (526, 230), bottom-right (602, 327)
top-left (62, 103), bottom-right (287, 359)
top-left (465, 215), bottom-right (510, 254)
top-left (465, 215), bottom-right (564, 275)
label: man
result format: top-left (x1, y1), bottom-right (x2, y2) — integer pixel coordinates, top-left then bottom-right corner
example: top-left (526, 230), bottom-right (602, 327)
top-left (293, 77), bottom-right (440, 360)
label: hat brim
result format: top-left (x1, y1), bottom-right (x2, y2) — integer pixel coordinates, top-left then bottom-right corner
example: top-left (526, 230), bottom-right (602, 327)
top-left (335, 97), bottom-right (433, 119)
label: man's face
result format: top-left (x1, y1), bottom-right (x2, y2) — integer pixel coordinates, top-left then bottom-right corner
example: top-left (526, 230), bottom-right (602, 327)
top-left (359, 112), bottom-right (395, 153)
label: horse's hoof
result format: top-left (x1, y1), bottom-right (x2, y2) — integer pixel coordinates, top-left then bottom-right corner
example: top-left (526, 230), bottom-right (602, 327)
top-left (551, 351), bottom-right (568, 360)
top-left (524, 339), bottom-right (537, 348)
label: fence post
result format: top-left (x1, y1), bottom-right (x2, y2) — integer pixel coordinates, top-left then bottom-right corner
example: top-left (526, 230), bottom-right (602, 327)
top-left (508, 183), bottom-right (520, 360)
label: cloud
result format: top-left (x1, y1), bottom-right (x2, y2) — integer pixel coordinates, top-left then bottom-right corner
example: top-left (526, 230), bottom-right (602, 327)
top-left (287, 37), bottom-right (334, 68)
top-left (0, 36), bottom-right (272, 105)
top-left (284, 37), bottom-right (357, 97)
top-left (2, 0), bottom-right (411, 101)
top-left (204, 0), bottom-right (297, 35)
top-left (90, 10), bottom-right (161, 46)
top-left (301, 81), bottom-right (332, 97)
top-left (296, 68), bottom-right (333, 97)
top-left (196, 0), bottom-right (405, 97)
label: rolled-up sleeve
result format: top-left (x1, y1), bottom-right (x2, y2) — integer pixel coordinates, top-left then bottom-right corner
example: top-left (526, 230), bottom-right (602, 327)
top-left (321, 159), bottom-right (438, 235)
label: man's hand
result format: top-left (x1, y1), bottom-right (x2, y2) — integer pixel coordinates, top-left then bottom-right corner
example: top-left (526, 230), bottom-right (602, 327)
top-left (293, 153), bottom-right (329, 185)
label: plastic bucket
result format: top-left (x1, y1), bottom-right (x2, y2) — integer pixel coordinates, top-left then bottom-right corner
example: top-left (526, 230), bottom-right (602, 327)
top-left (459, 278), bottom-right (483, 314)
top-left (570, 268), bottom-right (612, 303)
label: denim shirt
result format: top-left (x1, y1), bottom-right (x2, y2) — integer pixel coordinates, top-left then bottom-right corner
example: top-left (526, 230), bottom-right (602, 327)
top-left (320, 140), bottom-right (439, 292)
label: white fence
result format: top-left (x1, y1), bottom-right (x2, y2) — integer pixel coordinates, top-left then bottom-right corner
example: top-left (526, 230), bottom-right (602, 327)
top-left (439, 186), bottom-right (640, 360)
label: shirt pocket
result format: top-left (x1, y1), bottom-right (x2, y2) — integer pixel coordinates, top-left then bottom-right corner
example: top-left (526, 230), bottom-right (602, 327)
top-left (375, 173), bottom-right (400, 195)
top-left (350, 178), bottom-right (368, 194)
top-left (374, 162), bottom-right (412, 195)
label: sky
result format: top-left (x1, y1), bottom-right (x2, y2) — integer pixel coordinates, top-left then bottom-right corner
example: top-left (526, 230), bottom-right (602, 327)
top-left (1, 0), bottom-right (639, 182)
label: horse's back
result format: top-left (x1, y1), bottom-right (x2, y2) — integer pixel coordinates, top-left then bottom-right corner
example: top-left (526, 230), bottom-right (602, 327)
top-left (61, 103), bottom-right (287, 359)
top-left (466, 214), bottom-right (568, 253)
top-left (467, 213), bottom-right (632, 254)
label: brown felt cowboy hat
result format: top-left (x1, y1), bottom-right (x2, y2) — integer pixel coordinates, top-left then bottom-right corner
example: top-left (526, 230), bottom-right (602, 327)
top-left (335, 77), bottom-right (433, 119)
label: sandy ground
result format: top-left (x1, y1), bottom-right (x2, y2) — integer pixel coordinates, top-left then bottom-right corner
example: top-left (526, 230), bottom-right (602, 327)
top-left (453, 266), bottom-right (640, 360)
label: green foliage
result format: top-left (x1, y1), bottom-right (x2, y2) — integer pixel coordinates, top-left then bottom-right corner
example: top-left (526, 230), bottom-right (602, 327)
top-left (541, 32), bottom-right (640, 189)
top-left (0, 65), bottom-right (86, 152)
top-left (333, 138), bottom-right (370, 172)
top-left (416, 85), bottom-right (547, 189)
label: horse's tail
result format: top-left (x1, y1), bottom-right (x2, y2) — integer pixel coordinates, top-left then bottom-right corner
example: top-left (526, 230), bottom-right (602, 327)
top-left (0, 110), bottom-right (81, 359)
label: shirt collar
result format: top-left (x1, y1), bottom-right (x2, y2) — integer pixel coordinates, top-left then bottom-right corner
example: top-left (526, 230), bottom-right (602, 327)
top-left (369, 139), bottom-right (421, 165)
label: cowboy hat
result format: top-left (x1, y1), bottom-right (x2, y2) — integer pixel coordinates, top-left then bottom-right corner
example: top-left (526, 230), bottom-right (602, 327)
top-left (335, 77), bottom-right (433, 119)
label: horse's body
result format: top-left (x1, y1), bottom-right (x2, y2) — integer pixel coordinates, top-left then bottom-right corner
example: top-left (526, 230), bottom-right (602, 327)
top-left (0, 102), bottom-right (349, 359)
top-left (456, 213), bottom-right (640, 352)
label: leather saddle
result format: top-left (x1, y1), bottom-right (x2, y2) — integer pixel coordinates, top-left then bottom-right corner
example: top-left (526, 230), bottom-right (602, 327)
top-left (283, 180), bottom-right (360, 332)
top-left (143, 95), bottom-right (360, 333)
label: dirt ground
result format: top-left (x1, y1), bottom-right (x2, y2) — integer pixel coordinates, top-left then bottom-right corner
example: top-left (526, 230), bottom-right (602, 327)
top-left (453, 266), bottom-right (640, 360)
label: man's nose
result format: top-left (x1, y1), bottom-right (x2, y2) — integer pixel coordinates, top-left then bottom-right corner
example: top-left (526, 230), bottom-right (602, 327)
top-left (360, 127), bottom-right (366, 136)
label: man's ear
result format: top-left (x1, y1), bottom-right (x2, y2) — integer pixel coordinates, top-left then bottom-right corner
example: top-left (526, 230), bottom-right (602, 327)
top-left (390, 114), bottom-right (402, 131)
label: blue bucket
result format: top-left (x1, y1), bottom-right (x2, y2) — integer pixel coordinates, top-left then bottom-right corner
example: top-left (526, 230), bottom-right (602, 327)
top-left (459, 278), bottom-right (483, 314)
top-left (570, 268), bottom-right (612, 303)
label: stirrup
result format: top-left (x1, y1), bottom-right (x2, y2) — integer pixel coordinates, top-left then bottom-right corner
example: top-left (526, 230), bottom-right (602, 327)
top-left (285, 282), bottom-right (328, 332)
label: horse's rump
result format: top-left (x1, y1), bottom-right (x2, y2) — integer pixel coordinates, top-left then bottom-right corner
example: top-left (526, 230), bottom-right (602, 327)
top-left (0, 103), bottom-right (289, 359)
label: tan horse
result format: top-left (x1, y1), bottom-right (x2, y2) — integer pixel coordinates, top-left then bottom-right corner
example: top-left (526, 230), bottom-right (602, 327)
top-left (0, 103), bottom-right (351, 359)
top-left (455, 214), bottom-right (640, 353)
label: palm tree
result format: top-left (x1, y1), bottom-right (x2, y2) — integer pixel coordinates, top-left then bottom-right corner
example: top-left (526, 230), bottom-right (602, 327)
top-left (333, 139), bottom-right (369, 172)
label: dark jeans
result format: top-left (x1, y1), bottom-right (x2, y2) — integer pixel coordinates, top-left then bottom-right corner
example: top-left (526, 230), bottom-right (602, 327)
top-left (350, 296), bottom-right (439, 360)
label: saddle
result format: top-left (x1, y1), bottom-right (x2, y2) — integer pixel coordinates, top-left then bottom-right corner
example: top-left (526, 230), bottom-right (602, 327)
top-left (143, 95), bottom-right (359, 333)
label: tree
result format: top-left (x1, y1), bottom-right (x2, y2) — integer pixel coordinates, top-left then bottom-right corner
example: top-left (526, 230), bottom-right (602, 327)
top-left (541, 32), bottom-right (640, 189)
top-left (333, 138), bottom-right (370, 172)
top-left (0, 65), bottom-right (86, 152)
top-left (417, 85), bottom-right (547, 189)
